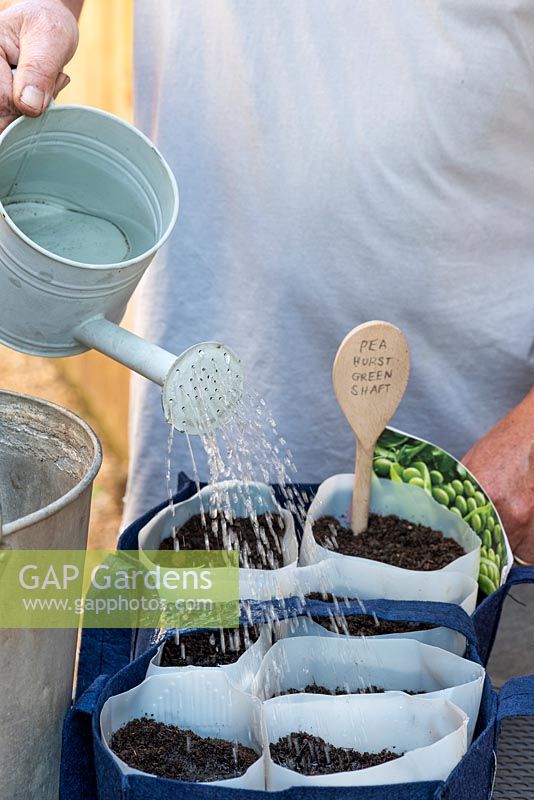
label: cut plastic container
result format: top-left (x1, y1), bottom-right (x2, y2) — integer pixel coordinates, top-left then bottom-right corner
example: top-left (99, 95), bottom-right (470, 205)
top-left (138, 481), bottom-right (298, 601)
top-left (375, 425), bottom-right (513, 591)
top-left (282, 554), bottom-right (479, 614)
top-left (300, 474), bottom-right (481, 581)
top-left (276, 554), bottom-right (477, 656)
top-left (276, 606), bottom-right (470, 657)
top-left (251, 635), bottom-right (484, 743)
top-left (146, 623), bottom-right (272, 692)
top-left (100, 670), bottom-right (265, 789)
top-left (263, 693), bottom-right (468, 789)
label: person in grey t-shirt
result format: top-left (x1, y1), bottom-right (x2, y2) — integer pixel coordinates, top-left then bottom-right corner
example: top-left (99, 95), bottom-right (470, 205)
top-left (0, 0), bottom-right (532, 573)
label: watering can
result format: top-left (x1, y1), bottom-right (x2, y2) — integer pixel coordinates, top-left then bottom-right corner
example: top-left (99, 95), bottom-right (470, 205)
top-left (0, 105), bottom-right (243, 434)
top-left (0, 105), bottom-right (243, 799)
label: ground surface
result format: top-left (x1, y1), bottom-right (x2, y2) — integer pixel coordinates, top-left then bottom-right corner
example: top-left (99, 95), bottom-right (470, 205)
top-left (0, 346), bottom-right (126, 548)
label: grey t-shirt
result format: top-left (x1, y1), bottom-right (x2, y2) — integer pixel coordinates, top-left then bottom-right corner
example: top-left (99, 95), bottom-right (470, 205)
top-left (124, 0), bottom-right (533, 525)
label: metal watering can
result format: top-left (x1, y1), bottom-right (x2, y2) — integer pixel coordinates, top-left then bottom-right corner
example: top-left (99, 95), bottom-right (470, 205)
top-left (0, 105), bottom-right (243, 433)
top-left (0, 105), bottom-right (243, 799)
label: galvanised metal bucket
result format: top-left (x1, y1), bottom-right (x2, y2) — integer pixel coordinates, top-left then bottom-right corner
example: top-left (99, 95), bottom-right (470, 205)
top-left (0, 105), bottom-right (179, 358)
top-left (0, 390), bottom-right (101, 800)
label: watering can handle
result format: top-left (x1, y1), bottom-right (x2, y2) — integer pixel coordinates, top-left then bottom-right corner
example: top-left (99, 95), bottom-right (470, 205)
top-left (5, 68), bottom-right (56, 201)
top-left (10, 67), bottom-right (56, 108)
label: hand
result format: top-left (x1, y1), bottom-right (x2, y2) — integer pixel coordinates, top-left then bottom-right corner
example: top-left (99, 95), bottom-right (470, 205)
top-left (462, 389), bottom-right (534, 563)
top-left (0, 0), bottom-right (80, 132)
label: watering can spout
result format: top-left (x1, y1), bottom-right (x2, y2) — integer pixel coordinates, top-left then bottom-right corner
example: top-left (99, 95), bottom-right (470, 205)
top-left (74, 318), bottom-right (243, 435)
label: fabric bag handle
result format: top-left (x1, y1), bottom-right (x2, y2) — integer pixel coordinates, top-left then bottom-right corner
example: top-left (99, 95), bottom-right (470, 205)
top-left (474, 565), bottom-right (534, 665)
top-left (292, 597), bottom-right (481, 659)
top-left (60, 674), bottom-right (110, 800)
top-left (497, 674), bottom-right (534, 721)
top-left (504, 564), bottom-right (534, 589)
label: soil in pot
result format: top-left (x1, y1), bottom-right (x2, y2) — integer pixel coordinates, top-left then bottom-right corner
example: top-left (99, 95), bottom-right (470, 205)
top-left (110, 718), bottom-right (259, 781)
top-left (309, 614), bottom-right (432, 637)
top-left (276, 684), bottom-right (425, 696)
top-left (270, 732), bottom-right (402, 775)
top-left (160, 513), bottom-right (285, 569)
top-left (160, 626), bottom-right (260, 667)
top-left (312, 513), bottom-right (464, 570)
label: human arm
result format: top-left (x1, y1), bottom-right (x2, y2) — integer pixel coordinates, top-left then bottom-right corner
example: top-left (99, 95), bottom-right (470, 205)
top-left (0, 0), bottom-right (83, 131)
top-left (462, 388), bottom-right (534, 563)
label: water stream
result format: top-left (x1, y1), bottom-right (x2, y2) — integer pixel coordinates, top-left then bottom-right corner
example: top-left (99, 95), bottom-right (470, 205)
top-left (162, 355), bottom-right (376, 749)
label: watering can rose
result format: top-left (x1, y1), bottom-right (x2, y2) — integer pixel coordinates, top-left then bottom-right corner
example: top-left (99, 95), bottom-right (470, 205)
top-left (0, 550), bottom-right (239, 629)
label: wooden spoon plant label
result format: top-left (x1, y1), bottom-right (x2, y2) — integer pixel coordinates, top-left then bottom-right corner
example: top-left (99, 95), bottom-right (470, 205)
top-left (332, 321), bottom-right (411, 534)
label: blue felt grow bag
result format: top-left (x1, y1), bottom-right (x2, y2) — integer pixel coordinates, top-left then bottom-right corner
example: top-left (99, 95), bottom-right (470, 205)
top-left (76, 474), bottom-right (319, 697)
top-left (77, 473), bottom-right (503, 695)
top-left (66, 475), bottom-right (534, 799)
top-left (61, 593), bottom-right (534, 800)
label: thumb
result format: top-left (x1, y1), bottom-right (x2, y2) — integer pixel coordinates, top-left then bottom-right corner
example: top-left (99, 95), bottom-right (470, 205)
top-left (13, 25), bottom-right (73, 115)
